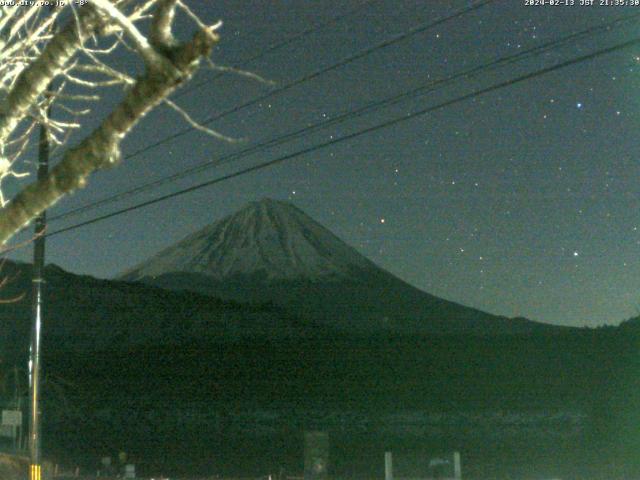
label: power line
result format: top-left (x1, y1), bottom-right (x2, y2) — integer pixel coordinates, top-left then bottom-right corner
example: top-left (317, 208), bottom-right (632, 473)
top-left (112, 0), bottom-right (498, 162)
top-left (49, 0), bottom-right (500, 221)
top-left (41, 0), bottom-right (381, 165)
top-left (171, 0), bottom-right (380, 101)
top-left (49, 10), bottom-right (640, 222)
top-left (46, 35), bottom-right (640, 238)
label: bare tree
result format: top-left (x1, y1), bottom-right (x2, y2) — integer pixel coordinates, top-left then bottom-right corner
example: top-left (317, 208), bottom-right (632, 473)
top-left (0, 0), bottom-right (223, 245)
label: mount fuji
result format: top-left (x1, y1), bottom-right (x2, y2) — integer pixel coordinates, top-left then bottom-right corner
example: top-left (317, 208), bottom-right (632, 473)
top-left (121, 198), bottom-right (559, 335)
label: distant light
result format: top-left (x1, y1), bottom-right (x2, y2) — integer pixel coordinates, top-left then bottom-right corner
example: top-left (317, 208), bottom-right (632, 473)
top-left (576, 102), bottom-right (583, 109)
top-left (380, 218), bottom-right (385, 224)
top-left (573, 251), bottom-right (579, 257)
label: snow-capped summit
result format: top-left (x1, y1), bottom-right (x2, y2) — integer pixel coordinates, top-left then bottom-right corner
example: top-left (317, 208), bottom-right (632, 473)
top-left (121, 198), bottom-right (558, 335)
top-left (122, 198), bottom-right (377, 282)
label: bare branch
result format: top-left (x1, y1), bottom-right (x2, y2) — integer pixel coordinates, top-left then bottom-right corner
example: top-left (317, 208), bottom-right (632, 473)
top-left (89, 0), bottom-right (171, 69)
top-left (76, 56), bottom-right (135, 85)
top-left (4, 121), bottom-right (36, 147)
top-left (0, 5), bottom-right (104, 146)
top-left (8, 5), bottom-right (40, 42)
top-left (176, 0), bottom-right (222, 43)
top-left (50, 93), bottom-right (101, 102)
top-left (56, 104), bottom-right (92, 116)
top-left (129, 0), bottom-right (162, 22)
top-left (206, 59), bottom-right (275, 86)
top-left (164, 98), bottom-right (240, 143)
top-left (151, 0), bottom-right (178, 49)
top-left (0, 17), bottom-right (220, 243)
top-left (0, 156), bottom-right (29, 207)
top-left (0, 0), bottom-right (235, 245)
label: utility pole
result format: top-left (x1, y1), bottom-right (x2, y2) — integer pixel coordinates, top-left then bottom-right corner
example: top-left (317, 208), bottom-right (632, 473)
top-left (385, 451), bottom-right (393, 480)
top-left (14, 365), bottom-right (22, 451)
top-left (29, 10), bottom-right (57, 477)
top-left (29, 113), bottom-right (49, 480)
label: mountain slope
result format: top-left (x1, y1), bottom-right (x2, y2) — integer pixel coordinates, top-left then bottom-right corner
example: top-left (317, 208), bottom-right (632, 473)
top-left (121, 198), bottom-right (561, 335)
top-left (0, 260), bottom-right (328, 359)
top-left (122, 198), bottom-right (378, 281)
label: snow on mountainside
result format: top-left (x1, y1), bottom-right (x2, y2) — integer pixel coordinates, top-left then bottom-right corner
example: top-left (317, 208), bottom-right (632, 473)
top-left (122, 198), bottom-right (377, 282)
top-left (121, 198), bottom-right (563, 335)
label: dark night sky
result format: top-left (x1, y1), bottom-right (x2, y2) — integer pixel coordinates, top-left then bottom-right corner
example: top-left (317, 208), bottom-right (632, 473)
top-left (7, 0), bottom-right (640, 327)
